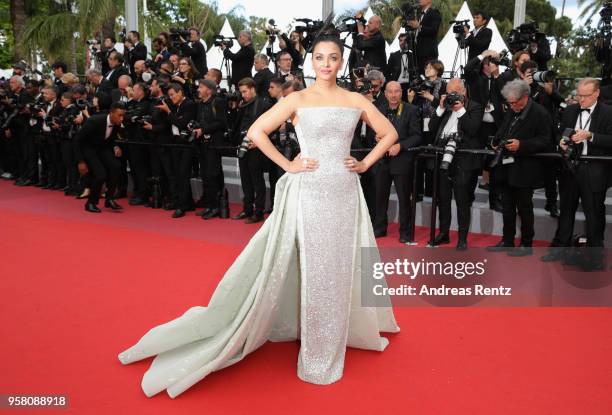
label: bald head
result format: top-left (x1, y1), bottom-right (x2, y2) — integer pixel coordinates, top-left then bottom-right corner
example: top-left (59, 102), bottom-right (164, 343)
top-left (385, 81), bottom-right (403, 108)
top-left (134, 60), bottom-right (145, 75)
top-left (446, 78), bottom-right (466, 95)
top-left (368, 16), bottom-right (382, 34)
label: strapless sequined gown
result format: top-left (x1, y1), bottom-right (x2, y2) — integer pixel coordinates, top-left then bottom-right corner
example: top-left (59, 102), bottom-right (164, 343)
top-left (118, 107), bottom-right (400, 398)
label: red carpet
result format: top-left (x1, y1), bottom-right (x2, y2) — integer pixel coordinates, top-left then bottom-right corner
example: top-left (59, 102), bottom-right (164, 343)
top-left (1, 180), bottom-right (611, 414)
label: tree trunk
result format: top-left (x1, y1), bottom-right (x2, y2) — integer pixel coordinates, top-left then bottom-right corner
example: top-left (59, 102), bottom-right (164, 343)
top-left (10, 0), bottom-right (27, 62)
top-left (70, 35), bottom-right (78, 74)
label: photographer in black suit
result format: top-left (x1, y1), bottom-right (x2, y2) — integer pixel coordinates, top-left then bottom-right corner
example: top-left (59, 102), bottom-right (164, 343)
top-left (253, 54), bottom-right (274, 100)
top-left (220, 31), bottom-right (256, 90)
top-left (428, 78), bottom-right (484, 250)
top-left (462, 11), bottom-right (492, 61)
top-left (124, 31), bottom-right (148, 77)
top-left (193, 80), bottom-right (228, 220)
top-left (542, 78), bottom-right (612, 270)
top-left (155, 83), bottom-right (197, 218)
top-left (98, 37), bottom-right (118, 76)
top-left (372, 81), bottom-right (422, 243)
top-left (353, 15), bottom-right (388, 73)
top-left (178, 28), bottom-right (208, 77)
top-left (487, 79), bottom-right (552, 256)
top-left (104, 51), bottom-right (130, 89)
top-left (75, 102), bottom-right (126, 213)
top-left (232, 78), bottom-right (273, 224)
top-left (406, 0), bottom-right (442, 75)
top-left (386, 33), bottom-right (413, 101)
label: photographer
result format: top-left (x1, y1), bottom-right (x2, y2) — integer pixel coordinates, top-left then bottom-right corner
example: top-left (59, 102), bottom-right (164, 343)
top-left (498, 50), bottom-right (530, 90)
top-left (253, 54), bottom-right (274, 100)
top-left (54, 91), bottom-right (82, 195)
top-left (406, 0), bottom-right (442, 74)
top-left (193, 80), bottom-right (228, 219)
top-left (231, 78), bottom-right (272, 224)
top-left (386, 33), bottom-right (412, 100)
top-left (143, 77), bottom-right (178, 210)
top-left (104, 51), bottom-right (130, 89)
top-left (38, 86), bottom-right (62, 190)
top-left (154, 83), bottom-right (197, 218)
top-left (2, 76), bottom-right (33, 185)
top-left (172, 57), bottom-right (198, 99)
top-left (487, 79), bottom-right (552, 256)
top-left (75, 102), bottom-right (126, 213)
top-left (277, 32), bottom-right (304, 71)
top-left (462, 11), bottom-right (492, 61)
top-left (542, 78), bottom-right (612, 271)
top-left (428, 79), bottom-right (484, 250)
top-left (51, 61), bottom-right (68, 95)
top-left (86, 69), bottom-right (113, 95)
top-left (372, 81), bottom-right (422, 243)
top-left (98, 37), bottom-right (118, 76)
top-left (124, 82), bottom-right (152, 205)
top-left (220, 31), bottom-right (256, 90)
top-left (124, 31), bottom-right (148, 77)
top-left (353, 15), bottom-right (387, 73)
top-left (177, 28), bottom-right (208, 77)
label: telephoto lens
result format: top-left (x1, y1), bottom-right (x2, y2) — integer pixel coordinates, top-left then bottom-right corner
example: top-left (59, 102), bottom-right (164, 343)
top-left (440, 134), bottom-right (459, 170)
top-left (237, 134), bottom-right (250, 158)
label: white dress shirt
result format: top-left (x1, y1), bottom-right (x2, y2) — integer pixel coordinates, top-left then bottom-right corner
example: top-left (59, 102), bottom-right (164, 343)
top-left (574, 102), bottom-right (596, 155)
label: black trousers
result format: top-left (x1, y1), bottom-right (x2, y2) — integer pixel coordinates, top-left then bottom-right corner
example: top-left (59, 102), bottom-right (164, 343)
top-left (128, 144), bottom-right (151, 199)
top-left (35, 134), bottom-right (49, 184)
top-left (238, 149), bottom-right (266, 216)
top-left (150, 146), bottom-right (178, 206)
top-left (172, 146), bottom-right (195, 211)
top-left (576, 164), bottom-right (608, 249)
top-left (60, 140), bottom-right (78, 190)
top-left (551, 169), bottom-right (581, 247)
top-left (416, 130), bottom-right (433, 196)
top-left (83, 147), bottom-right (121, 205)
top-left (437, 167), bottom-right (478, 241)
top-left (499, 184), bottom-right (535, 245)
top-left (198, 145), bottom-right (224, 209)
top-left (46, 135), bottom-right (65, 187)
top-left (267, 159), bottom-right (282, 211)
top-left (374, 162), bottom-right (413, 238)
top-left (19, 132), bottom-right (38, 181)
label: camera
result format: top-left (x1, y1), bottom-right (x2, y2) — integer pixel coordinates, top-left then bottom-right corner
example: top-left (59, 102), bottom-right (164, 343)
top-left (337, 13), bottom-right (366, 34)
top-left (213, 35), bottom-right (235, 48)
top-left (444, 92), bottom-right (465, 109)
top-left (409, 75), bottom-right (435, 94)
top-left (451, 19), bottom-right (470, 44)
top-left (293, 18), bottom-right (325, 50)
top-left (400, 1), bottom-right (420, 29)
top-left (489, 137), bottom-right (511, 168)
top-left (74, 98), bottom-right (95, 112)
top-left (266, 19), bottom-right (280, 42)
top-left (180, 120), bottom-right (201, 143)
top-left (439, 133), bottom-right (461, 170)
top-left (237, 131), bottom-right (250, 158)
top-left (130, 114), bottom-right (153, 125)
top-left (560, 128), bottom-right (580, 171)
top-left (490, 49), bottom-right (511, 67)
top-left (118, 28), bottom-right (127, 43)
top-left (507, 21), bottom-right (547, 53)
top-left (531, 70), bottom-right (556, 84)
top-left (219, 89), bottom-right (242, 103)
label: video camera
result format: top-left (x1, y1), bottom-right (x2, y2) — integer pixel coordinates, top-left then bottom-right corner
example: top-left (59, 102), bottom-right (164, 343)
top-left (169, 28), bottom-right (191, 49)
top-left (337, 13), bottom-right (366, 34)
top-left (213, 35), bottom-right (236, 48)
top-left (400, 1), bottom-right (420, 29)
top-left (451, 19), bottom-right (470, 43)
top-left (408, 75), bottom-right (435, 94)
top-left (294, 18), bottom-right (325, 50)
top-left (266, 19), bottom-right (281, 43)
top-left (507, 21), bottom-right (548, 53)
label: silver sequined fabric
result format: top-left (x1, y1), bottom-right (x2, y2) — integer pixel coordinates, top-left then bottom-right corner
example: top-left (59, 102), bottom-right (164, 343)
top-left (117, 106), bottom-right (400, 398)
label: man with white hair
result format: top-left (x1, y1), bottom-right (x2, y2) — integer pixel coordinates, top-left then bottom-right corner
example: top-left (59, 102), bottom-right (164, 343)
top-left (220, 30), bottom-right (255, 90)
top-left (253, 54), bottom-right (274, 100)
top-left (354, 15), bottom-right (387, 73)
top-left (487, 79), bottom-right (552, 256)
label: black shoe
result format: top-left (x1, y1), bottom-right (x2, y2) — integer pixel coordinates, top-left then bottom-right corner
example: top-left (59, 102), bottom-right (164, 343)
top-left (129, 197), bottom-right (146, 206)
top-left (486, 240), bottom-right (515, 252)
top-left (580, 259), bottom-right (605, 272)
top-left (374, 230), bottom-right (387, 238)
top-left (540, 249), bottom-right (566, 262)
top-left (64, 187), bottom-right (78, 196)
top-left (34, 181), bottom-right (47, 188)
top-left (42, 183), bottom-right (54, 189)
top-left (202, 208), bottom-right (220, 220)
top-left (104, 199), bottom-right (123, 210)
top-left (172, 209), bottom-right (185, 218)
top-left (244, 214), bottom-right (264, 224)
top-left (399, 235), bottom-right (411, 244)
top-left (17, 179), bottom-right (33, 186)
top-left (428, 233), bottom-right (450, 246)
top-left (456, 240), bottom-right (468, 251)
top-left (545, 203), bottom-right (559, 218)
top-left (232, 211), bottom-right (250, 220)
top-left (507, 245), bottom-right (533, 257)
top-left (52, 183), bottom-right (65, 190)
top-left (85, 202), bottom-right (101, 213)
top-left (196, 209), bottom-right (207, 217)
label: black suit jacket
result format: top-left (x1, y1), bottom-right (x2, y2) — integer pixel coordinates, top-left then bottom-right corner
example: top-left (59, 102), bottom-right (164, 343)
top-left (168, 98), bottom-right (197, 138)
top-left (253, 68), bottom-right (274, 98)
top-left (104, 66), bottom-right (130, 89)
top-left (429, 100), bottom-right (484, 170)
top-left (560, 103), bottom-right (612, 191)
top-left (224, 45), bottom-right (255, 86)
top-left (196, 96), bottom-right (228, 147)
top-left (375, 100), bottom-right (422, 175)
top-left (128, 43), bottom-right (148, 72)
top-left (416, 8), bottom-right (441, 59)
top-left (464, 57), bottom-right (503, 126)
top-left (75, 113), bottom-right (122, 161)
top-left (464, 27), bottom-right (492, 61)
top-left (353, 31), bottom-right (388, 72)
top-left (179, 41), bottom-right (207, 76)
top-left (493, 99), bottom-right (552, 188)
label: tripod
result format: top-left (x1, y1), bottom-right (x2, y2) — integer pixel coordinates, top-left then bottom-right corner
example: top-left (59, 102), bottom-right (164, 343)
top-left (451, 37), bottom-right (469, 78)
top-left (220, 54), bottom-right (233, 91)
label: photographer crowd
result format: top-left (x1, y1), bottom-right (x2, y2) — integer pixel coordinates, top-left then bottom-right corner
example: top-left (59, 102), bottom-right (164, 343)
top-left (1, 6), bottom-right (611, 271)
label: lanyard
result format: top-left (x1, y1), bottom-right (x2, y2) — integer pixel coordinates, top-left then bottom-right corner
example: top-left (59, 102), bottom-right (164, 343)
top-left (579, 110), bottom-right (592, 130)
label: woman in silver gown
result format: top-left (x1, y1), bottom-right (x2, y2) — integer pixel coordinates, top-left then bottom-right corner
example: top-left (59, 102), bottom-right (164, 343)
top-left (118, 33), bottom-right (401, 398)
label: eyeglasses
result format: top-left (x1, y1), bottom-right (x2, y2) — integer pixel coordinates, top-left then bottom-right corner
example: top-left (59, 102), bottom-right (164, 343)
top-left (576, 91), bottom-right (595, 99)
top-left (279, 58), bottom-right (292, 62)
top-left (179, 62), bottom-right (189, 66)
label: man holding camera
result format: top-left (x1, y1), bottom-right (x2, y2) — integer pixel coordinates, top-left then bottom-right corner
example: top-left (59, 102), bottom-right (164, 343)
top-left (75, 102), bottom-right (126, 213)
top-left (193, 80), bottom-right (228, 220)
top-left (542, 78), bottom-right (612, 271)
top-left (253, 54), bottom-right (275, 100)
top-left (104, 52), bottom-right (130, 89)
top-left (406, 0), bottom-right (442, 75)
top-left (462, 11), bottom-right (492, 61)
top-left (221, 31), bottom-right (255, 90)
top-left (372, 81), bottom-right (422, 243)
top-left (487, 79), bottom-right (552, 256)
top-left (428, 78), bottom-right (484, 250)
top-left (3, 76), bottom-right (33, 185)
top-left (353, 15), bottom-right (388, 73)
top-left (232, 78), bottom-right (272, 224)
top-left (178, 28), bottom-right (208, 77)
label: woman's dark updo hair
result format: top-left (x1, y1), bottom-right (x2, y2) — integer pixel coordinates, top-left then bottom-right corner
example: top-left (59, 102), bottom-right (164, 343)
top-left (311, 26), bottom-right (344, 54)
